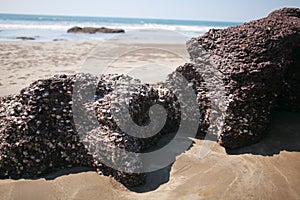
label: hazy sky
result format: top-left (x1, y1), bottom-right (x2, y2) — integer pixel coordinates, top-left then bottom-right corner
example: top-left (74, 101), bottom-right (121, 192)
top-left (0, 0), bottom-right (299, 22)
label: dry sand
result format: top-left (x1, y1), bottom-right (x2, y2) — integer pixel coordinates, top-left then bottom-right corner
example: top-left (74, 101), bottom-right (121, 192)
top-left (0, 39), bottom-right (189, 96)
top-left (0, 40), bottom-right (299, 200)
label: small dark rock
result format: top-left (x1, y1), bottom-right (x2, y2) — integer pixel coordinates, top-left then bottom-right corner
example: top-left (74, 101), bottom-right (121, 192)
top-left (67, 26), bottom-right (125, 34)
top-left (16, 37), bottom-right (35, 40)
top-left (53, 38), bottom-right (67, 42)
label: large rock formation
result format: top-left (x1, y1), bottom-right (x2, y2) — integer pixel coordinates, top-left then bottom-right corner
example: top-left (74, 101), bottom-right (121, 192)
top-left (67, 26), bottom-right (125, 34)
top-left (0, 74), bottom-right (153, 186)
top-left (187, 8), bottom-right (300, 148)
top-left (0, 73), bottom-right (190, 186)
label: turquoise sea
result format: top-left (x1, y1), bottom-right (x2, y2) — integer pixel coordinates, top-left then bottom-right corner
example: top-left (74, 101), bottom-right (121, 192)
top-left (0, 13), bottom-right (242, 41)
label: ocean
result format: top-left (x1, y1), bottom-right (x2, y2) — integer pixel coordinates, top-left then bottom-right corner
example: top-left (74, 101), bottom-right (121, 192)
top-left (0, 13), bottom-right (241, 41)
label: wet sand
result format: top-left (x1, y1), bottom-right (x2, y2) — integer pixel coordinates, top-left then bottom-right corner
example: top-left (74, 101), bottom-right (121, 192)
top-left (0, 40), bottom-right (299, 200)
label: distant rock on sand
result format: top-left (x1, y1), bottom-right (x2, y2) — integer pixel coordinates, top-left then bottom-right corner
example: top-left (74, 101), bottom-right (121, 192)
top-left (187, 7), bottom-right (300, 149)
top-left (16, 37), bottom-right (35, 40)
top-left (67, 26), bottom-right (125, 34)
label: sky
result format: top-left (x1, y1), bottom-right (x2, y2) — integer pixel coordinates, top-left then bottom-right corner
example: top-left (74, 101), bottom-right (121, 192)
top-left (0, 0), bottom-right (299, 22)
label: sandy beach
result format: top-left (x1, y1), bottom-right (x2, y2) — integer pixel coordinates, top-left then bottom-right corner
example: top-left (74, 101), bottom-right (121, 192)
top-left (0, 41), bottom-right (96, 97)
top-left (0, 38), bottom-right (299, 200)
top-left (0, 38), bottom-right (189, 97)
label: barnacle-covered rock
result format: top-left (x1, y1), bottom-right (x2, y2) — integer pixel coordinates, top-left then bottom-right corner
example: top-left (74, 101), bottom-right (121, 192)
top-left (158, 63), bottom-right (210, 136)
top-left (0, 74), bottom-right (157, 186)
top-left (0, 74), bottom-right (93, 179)
top-left (187, 8), bottom-right (300, 148)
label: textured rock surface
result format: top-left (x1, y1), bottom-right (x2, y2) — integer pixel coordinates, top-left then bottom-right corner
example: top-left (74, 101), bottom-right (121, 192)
top-left (162, 63), bottom-right (210, 136)
top-left (187, 8), bottom-right (300, 148)
top-left (0, 71), bottom-right (208, 186)
top-left (0, 72), bottom-right (197, 186)
top-left (0, 74), bottom-right (165, 186)
top-left (0, 75), bottom-right (93, 179)
top-left (67, 26), bottom-right (125, 34)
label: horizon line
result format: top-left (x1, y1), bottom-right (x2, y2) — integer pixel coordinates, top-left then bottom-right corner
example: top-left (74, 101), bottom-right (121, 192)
top-left (0, 12), bottom-right (244, 24)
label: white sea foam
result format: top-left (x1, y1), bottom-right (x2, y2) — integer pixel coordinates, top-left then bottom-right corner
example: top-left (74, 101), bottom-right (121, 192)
top-left (0, 21), bottom-right (217, 33)
top-left (0, 15), bottom-right (235, 41)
